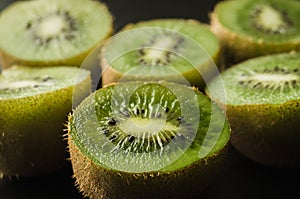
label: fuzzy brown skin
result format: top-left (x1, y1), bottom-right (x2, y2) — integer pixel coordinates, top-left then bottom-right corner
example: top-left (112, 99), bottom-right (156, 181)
top-left (0, 72), bottom-right (91, 177)
top-left (210, 12), bottom-right (300, 67)
top-left (68, 136), bottom-right (228, 199)
top-left (226, 100), bottom-right (300, 168)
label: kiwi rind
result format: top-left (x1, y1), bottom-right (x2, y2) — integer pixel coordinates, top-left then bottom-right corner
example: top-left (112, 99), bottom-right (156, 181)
top-left (210, 0), bottom-right (300, 65)
top-left (68, 138), bottom-right (228, 199)
top-left (206, 52), bottom-right (300, 167)
top-left (99, 19), bottom-right (220, 89)
top-left (0, 65), bottom-right (92, 177)
top-left (0, 0), bottom-right (113, 68)
top-left (68, 81), bottom-right (231, 198)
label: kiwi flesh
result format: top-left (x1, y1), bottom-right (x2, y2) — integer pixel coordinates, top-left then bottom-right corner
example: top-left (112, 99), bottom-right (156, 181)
top-left (68, 81), bottom-right (231, 198)
top-left (99, 19), bottom-right (220, 89)
top-left (0, 65), bottom-right (91, 177)
top-left (206, 52), bottom-right (300, 167)
top-left (0, 0), bottom-right (113, 68)
top-left (210, 0), bottom-right (300, 65)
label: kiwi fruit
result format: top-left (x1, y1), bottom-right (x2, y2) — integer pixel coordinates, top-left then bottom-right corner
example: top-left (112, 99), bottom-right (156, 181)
top-left (0, 65), bottom-right (91, 177)
top-left (99, 19), bottom-right (220, 89)
top-left (68, 81), bottom-right (231, 198)
top-left (0, 0), bottom-right (113, 68)
top-left (206, 52), bottom-right (300, 167)
top-left (210, 0), bottom-right (300, 65)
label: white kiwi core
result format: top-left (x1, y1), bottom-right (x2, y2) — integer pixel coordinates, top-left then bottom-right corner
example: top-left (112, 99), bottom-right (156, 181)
top-left (37, 15), bottom-right (68, 38)
top-left (119, 118), bottom-right (179, 138)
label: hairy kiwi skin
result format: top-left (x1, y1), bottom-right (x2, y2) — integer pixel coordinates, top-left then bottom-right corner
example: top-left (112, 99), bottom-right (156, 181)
top-left (210, 0), bottom-right (300, 65)
top-left (227, 101), bottom-right (300, 168)
top-left (0, 67), bottom-right (92, 177)
top-left (100, 19), bottom-right (220, 89)
top-left (68, 137), bottom-right (228, 199)
top-left (0, 0), bottom-right (113, 68)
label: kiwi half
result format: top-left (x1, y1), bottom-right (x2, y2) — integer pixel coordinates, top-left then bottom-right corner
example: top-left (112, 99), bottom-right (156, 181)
top-left (0, 65), bottom-right (91, 177)
top-left (206, 52), bottom-right (300, 167)
top-left (99, 19), bottom-right (220, 89)
top-left (210, 0), bottom-right (300, 64)
top-left (0, 0), bottom-right (113, 68)
top-left (68, 81), bottom-right (230, 198)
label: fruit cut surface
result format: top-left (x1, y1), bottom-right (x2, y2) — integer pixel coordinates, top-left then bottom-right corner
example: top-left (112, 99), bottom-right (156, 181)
top-left (208, 53), bottom-right (300, 105)
top-left (100, 19), bottom-right (220, 88)
top-left (69, 82), bottom-right (230, 173)
top-left (215, 0), bottom-right (300, 42)
top-left (0, 0), bottom-right (113, 66)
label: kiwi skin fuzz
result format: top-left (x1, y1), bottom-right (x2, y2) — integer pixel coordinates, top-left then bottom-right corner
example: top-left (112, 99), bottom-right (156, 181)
top-left (68, 136), bottom-right (228, 199)
top-left (0, 69), bottom-right (91, 177)
top-left (226, 101), bottom-right (300, 168)
top-left (210, 3), bottom-right (300, 66)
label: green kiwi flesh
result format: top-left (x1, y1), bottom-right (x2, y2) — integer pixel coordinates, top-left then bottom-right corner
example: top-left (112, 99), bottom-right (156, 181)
top-left (0, 0), bottom-right (113, 68)
top-left (207, 52), bottom-right (300, 167)
top-left (211, 0), bottom-right (300, 64)
top-left (68, 81), bottom-right (230, 198)
top-left (100, 19), bottom-right (220, 89)
top-left (0, 65), bottom-right (91, 177)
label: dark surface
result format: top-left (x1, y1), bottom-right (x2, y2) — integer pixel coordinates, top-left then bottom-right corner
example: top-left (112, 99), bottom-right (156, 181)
top-left (0, 0), bottom-right (299, 199)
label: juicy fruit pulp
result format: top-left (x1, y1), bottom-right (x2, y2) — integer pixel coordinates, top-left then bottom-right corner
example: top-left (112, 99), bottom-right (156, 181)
top-left (100, 19), bottom-right (220, 89)
top-left (211, 0), bottom-right (300, 63)
top-left (207, 53), bottom-right (300, 167)
top-left (0, 0), bottom-right (113, 67)
top-left (0, 66), bottom-right (91, 176)
top-left (68, 82), bottom-right (230, 198)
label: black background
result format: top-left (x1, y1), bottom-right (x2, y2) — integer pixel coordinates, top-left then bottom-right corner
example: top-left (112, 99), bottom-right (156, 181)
top-left (0, 0), bottom-right (299, 198)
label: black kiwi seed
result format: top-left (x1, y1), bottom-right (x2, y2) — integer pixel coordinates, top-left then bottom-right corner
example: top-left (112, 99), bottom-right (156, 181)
top-left (253, 82), bottom-right (261, 88)
top-left (238, 81), bottom-right (245, 85)
top-left (109, 135), bottom-right (117, 141)
top-left (177, 116), bottom-right (184, 123)
top-left (42, 76), bottom-right (53, 82)
top-left (103, 129), bottom-right (109, 135)
top-left (128, 135), bottom-right (135, 143)
top-left (165, 107), bottom-right (169, 113)
top-left (108, 118), bottom-right (116, 126)
top-left (274, 66), bottom-right (280, 71)
top-left (280, 68), bottom-right (286, 73)
top-left (26, 22), bottom-right (32, 30)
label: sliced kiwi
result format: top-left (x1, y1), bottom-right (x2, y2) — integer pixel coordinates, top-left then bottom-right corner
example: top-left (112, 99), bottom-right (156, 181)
top-left (99, 19), bottom-right (220, 89)
top-left (210, 0), bottom-right (300, 65)
top-left (0, 65), bottom-right (91, 177)
top-left (68, 81), bottom-right (230, 198)
top-left (0, 0), bottom-right (113, 68)
top-left (206, 52), bottom-right (300, 167)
